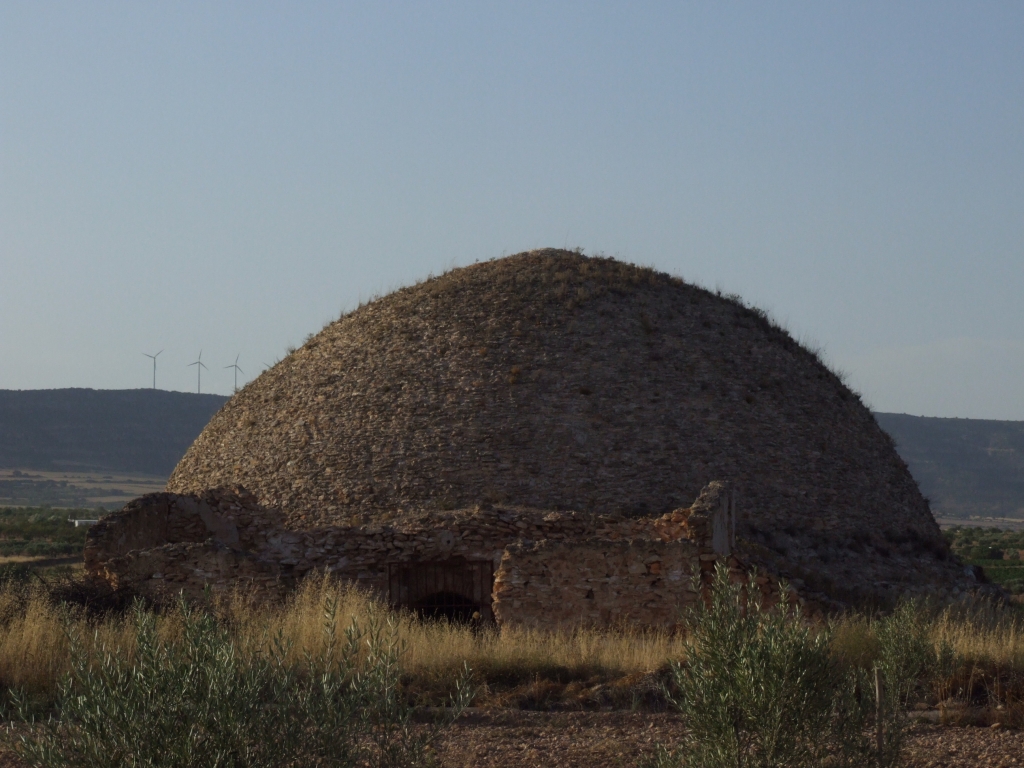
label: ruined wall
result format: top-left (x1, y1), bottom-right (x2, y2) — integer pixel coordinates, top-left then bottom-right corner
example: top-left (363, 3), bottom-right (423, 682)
top-left (490, 482), bottom-right (776, 629)
top-left (85, 489), bottom-right (282, 601)
top-left (85, 486), bottom-right (708, 610)
top-left (493, 539), bottom-right (701, 629)
top-left (95, 540), bottom-right (285, 602)
top-left (491, 540), bottom-right (785, 629)
top-left (86, 480), bottom-right (975, 621)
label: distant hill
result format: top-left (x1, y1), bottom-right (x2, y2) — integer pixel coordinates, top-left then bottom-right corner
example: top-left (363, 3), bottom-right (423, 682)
top-left (0, 389), bottom-right (228, 477)
top-left (875, 412), bottom-right (1024, 520)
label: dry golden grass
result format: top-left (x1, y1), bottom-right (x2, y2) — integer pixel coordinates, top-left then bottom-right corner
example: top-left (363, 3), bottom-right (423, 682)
top-left (0, 591), bottom-right (134, 697)
top-left (0, 577), bottom-right (688, 708)
top-left (219, 578), bottom-right (686, 706)
top-left (829, 599), bottom-right (1024, 727)
top-left (828, 601), bottom-right (1024, 673)
top-left (1, 575), bottom-right (1023, 713)
top-left (931, 607), bottom-right (1024, 670)
top-left (208, 577), bottom-right (679, 673)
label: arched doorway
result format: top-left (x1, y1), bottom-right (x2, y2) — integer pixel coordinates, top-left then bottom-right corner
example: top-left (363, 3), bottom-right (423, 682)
top-left (388, 558), bottom-right (494, 623)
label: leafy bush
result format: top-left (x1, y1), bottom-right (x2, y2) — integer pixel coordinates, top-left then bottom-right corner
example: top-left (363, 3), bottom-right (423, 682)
top-left (873, 598), bottom-right (962, 755)
top-left (646, 565), bottom-right (902, 768)
top-left (946, 526), bottom-right (1024, 564)
top-left (7, 595), bottom-right (473, 768)
top-left (0, 508), bottom-right (88, 557)
top-left (969, 546), bottom-right (1003, 561)
top-left (875, 600), bottom-right (934, 698)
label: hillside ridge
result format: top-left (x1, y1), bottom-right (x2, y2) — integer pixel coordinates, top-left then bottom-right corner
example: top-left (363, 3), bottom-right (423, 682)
top-left (0, 388), bottom-right (228, 476)
top-left (875, 412), bottom-right (1024, 520)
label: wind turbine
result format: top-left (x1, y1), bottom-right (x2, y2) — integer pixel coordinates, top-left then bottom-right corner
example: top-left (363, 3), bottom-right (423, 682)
top-left (188, 351), bottom-right (208, 394)
top-left (142, 350), bottom-right (162, 389)
top-left (225, 354), bottom-right (244, 393)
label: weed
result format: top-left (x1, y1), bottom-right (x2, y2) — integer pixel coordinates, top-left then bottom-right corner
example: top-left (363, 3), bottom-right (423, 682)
top-left (647, 565), bottom-right (894, 768)
top-left (6, 594), bottom-right (473, 768)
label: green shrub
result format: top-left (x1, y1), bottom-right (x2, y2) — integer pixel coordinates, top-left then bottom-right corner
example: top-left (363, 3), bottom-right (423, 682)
top-left (875, 599), bottom-right (934, 701)
top-left (873, 598), bottom-right (961, 757)
top-left (7, 596), bottom-right (473, 768)
top-left (1003, 577), bottom-right (1024, 594)
top-left (968, 545), bottom-right (1002, 561)
top-left (646, 565), bottom-right (901, 768)
top-left (0, 508), bottom-right (88, 558)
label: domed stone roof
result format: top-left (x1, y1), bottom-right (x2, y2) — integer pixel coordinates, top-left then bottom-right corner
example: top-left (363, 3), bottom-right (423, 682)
top-left (168, 249), bottom-right (955, 600)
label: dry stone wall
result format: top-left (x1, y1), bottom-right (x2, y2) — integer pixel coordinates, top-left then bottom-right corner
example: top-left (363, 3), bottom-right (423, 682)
top-left (491, 483), bottom-right (782, 629)
top-left (165, 249), bottom-right (966, 607)
top-left (87, 481), bottom-right (800, 624)
top-left (494, 539), bottom-right (701, 629)
top-left (492, 540), bottom-right (784, 629)
top-left (89, 486), bottom-right (983, 623)
top-left (96, 540), bottom-right (286, 603)
top-left (85, 489), bottom-right (285, 602)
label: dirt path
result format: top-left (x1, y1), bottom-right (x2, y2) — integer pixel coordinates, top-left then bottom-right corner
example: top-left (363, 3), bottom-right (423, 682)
top-left (436, 710), bottom-right (683, 767)
top-left (435, 712), bottom-right (1024, 768)
top-left (1, 712), bottom-right (1021, 766)
top-left (902, 724), bottom-right (1024, 768)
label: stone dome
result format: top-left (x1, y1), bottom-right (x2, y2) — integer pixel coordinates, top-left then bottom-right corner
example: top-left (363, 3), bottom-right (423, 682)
top-left (168, 249), bottom-right (955, 599)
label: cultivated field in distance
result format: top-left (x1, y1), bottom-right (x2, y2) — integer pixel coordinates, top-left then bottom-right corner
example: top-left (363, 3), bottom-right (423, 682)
top-left (0, 468), bottom-right (165, 510)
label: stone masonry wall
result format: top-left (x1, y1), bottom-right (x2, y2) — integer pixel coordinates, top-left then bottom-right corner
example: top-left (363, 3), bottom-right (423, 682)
top-left (490, 482), bottom-right (788, 629)
top-left (491, 540), bottom-right (784, 629)
top-left (165, 250), bottom-right (965, 610)
top-left (86, 483), bottom-right (753, 623)
top-left (96, 540), bottom-right (286, 602)
top-left (493, 538), bottom-right (702, 629)
top-left (97, 480), bottom-right (995, 622)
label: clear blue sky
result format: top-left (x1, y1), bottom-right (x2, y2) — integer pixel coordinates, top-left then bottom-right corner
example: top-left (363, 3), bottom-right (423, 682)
top-left (2, 2), bottom-right (1022, 419)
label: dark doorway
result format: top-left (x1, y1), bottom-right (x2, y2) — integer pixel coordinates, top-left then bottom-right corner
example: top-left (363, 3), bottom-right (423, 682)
top-left (388, 559), bottom-right (494, 623)
top-left (410, 590), bottom-right (480, 622)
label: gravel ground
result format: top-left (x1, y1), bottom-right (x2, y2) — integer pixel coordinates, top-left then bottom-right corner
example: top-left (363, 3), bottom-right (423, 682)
top-left (0, 712), bottom-right (1021, 767)
top-left (435, 711), bottom-right (1024, 768)
top-left (903, 723), bottom-right (1024, 767)
top-left (436, 710), bottom-right (685, 767)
